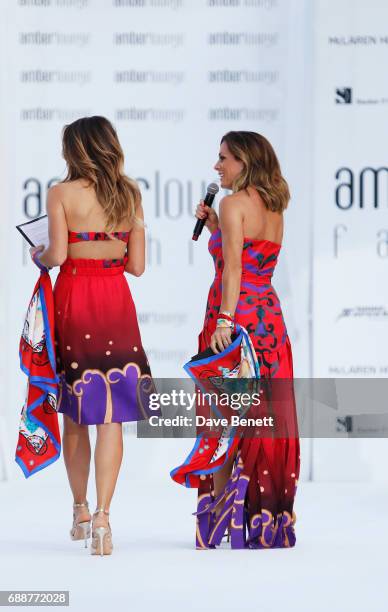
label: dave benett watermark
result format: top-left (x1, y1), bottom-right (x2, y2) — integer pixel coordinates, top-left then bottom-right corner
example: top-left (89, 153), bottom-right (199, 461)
top-left (148, 414), bottom-right (275, 428)
top-left (146, 389), bottom-right (274, 430)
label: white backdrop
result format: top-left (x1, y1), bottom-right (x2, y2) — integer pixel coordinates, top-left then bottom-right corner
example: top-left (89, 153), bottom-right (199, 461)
top-left (7, 0), bottom-right (385, 483)
top-left (311, 0), bottom-right (388, 481)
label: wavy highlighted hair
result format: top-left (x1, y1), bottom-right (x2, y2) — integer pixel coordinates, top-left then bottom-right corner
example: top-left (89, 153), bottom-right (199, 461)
top-left (62, 116), bottom-right (141, 231)
top-left (221, 131), bottom-right (290, 212)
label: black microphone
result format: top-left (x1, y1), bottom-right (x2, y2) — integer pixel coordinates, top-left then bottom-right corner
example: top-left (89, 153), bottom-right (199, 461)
top-left (192, 182), bottom-right (219, 241)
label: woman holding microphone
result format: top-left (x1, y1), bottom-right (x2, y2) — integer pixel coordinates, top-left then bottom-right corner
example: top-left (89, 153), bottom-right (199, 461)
top-left (171, 131), bottom-right (300, 550)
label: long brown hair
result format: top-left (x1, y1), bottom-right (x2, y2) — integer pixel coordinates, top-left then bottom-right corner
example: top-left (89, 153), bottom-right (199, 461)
top-left (221, 131), bottom-right (290, 212)
top-left (62, 116), bottom-right (141, 231)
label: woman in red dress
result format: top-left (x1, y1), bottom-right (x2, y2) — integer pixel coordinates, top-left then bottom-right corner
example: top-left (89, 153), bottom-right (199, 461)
top-left (171, 131), bottom-right (300, 549)
top-left (29, 116), bottom-right (153, 556)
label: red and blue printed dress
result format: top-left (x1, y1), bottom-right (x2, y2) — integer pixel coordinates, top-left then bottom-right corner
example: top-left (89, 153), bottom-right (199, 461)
top-left (54, 230), bottom-right (153, 425)
top-left (171, 228), bottom-right (300, 549)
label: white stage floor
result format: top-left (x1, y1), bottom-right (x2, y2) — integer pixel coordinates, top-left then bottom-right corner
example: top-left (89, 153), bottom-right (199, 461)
top-left (0, 439), bottom-right (386, 612)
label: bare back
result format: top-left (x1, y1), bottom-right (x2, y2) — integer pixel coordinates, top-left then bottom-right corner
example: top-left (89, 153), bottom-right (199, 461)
top-left (60, 179), bottom-right (133, 260)
top-left (238, 185), bottom-right (284, 245)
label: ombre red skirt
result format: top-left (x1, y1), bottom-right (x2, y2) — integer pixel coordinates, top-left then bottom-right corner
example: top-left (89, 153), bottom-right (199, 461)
top-left (53, 257), bottom-right (154, 425)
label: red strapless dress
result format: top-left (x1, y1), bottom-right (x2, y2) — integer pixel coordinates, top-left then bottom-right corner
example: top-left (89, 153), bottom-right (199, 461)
top-left (171, 228), bottom-right (300, 549)
top-left (54, 230), bottom-right (154, 425)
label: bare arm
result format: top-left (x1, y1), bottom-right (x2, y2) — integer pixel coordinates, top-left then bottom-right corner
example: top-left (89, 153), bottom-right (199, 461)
top-left (219, 196), bottom-right (243, 315)
top-left (33, 185), bottom-right (68, 268)
top-left (210, 196), bottom-right (243, 353)
top-left (125, 200), bottom-right (145, 277)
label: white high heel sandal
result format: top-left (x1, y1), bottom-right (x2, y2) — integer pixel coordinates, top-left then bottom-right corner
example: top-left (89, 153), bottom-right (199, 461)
top-left (70, 501), bottom-right (91, 548)
top-left (91, 508), bottom-right (113, 556)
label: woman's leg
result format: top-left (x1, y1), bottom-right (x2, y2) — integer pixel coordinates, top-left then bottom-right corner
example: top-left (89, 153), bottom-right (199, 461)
top-left (93, 423), bottom-right (123, 527)
top-left (63, 414), bottom-right (91, 522)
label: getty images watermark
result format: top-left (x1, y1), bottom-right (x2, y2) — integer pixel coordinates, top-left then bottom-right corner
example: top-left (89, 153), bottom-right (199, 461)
top-left (146, 388), bottom-right (275, 429)
top-left (135, 378), bottom-right (388, 439)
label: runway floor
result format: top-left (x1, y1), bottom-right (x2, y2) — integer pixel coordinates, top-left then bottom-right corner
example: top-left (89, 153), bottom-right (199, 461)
top-left (0, 439), bottom-right (386, 612)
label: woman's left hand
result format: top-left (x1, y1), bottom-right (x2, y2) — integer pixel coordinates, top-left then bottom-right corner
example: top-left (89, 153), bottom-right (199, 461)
top-left (210, 326), bottom-right (233, 354)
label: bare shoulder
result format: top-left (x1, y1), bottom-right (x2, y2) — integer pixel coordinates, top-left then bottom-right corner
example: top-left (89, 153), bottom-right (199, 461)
top-left (49, 179), bottom-right (92, 210)
top-left (219, 192), bottom-right (245, 215)
top-left (220, 191), bottom-right (246, 206)
top-left (49, 178), bottom-right (82, 196)
top-left (47, 182), bottom-right (67, 207)
top-left (48, 181), bottom-right (66, 196)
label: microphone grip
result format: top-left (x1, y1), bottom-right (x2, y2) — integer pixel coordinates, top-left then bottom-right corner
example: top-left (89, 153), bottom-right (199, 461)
top-left (192, 192), bottom-right (216, 241)
top-left (192, 218), bottom-right (206, 241)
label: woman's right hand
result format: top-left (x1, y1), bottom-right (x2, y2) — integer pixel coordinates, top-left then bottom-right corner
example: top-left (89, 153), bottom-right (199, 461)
top-left (29, 245), bottom-right (45, 260)
top-left (195, 200), bottom-right (219, 233)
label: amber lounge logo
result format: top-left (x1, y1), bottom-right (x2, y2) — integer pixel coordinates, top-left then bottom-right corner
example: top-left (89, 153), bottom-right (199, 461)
top-left (335, 87), bottom-right (352, 104)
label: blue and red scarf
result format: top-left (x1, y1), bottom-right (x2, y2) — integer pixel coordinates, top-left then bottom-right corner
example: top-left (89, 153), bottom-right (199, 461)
top-left (15, 255), bottom-right (61, 477)
top-left (170, 325), bottom-right (260, 487)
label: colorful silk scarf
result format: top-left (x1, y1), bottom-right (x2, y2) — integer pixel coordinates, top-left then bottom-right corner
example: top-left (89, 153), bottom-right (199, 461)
top-left (15, 259), bottom-right (61, 477)
top-left (170, 325), bottom-right (259, 487)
